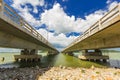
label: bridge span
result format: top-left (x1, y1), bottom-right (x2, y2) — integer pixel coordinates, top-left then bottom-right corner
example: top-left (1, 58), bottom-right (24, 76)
top-left (62, 3), bottom-right (120, 54)
top-left (0, 0), bottom-right (58, 54)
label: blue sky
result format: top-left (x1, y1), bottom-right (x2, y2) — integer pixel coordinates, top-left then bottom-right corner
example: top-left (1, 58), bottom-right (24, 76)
top-left (5, 0), bottom-right (120, 18)
top-left (3, 0), bottom-right (120, 51)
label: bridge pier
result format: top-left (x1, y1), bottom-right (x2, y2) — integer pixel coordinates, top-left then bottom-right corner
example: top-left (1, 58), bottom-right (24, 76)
top-left (14, 49), bottom-right (41, 62)
top-left (64, 52), bottom-right (74, 56)
top-left (79, 49), bottom-right (109, 62)
top-left (21, 49), bottom-right (38, 55)
top-left (47, 51), bottom-right (59, 55)
top-left (82, 49), bottom-right (102, 56)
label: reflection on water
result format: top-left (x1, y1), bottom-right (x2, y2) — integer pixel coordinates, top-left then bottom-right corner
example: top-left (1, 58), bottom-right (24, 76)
top-left (109, 60), bottom-right (120, 68)
top-left (0, 50), bottom-right (120, 68)
top-left (102, 50), bottom-right (120, 68)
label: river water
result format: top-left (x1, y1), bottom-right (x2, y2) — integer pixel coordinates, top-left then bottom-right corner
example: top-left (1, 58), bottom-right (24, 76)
top-left (0, 50), bottom-right (120, 68)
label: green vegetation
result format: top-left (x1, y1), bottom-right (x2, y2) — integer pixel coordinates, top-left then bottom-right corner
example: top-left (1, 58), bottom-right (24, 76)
top-left (53, 54), bottom-right (106, 68)
top-left (96, 71), bottom-right (100, 74)
top-left (114, 71), bottom-right (120, 75)
top-left (81, 69), bottom-right (85, 73)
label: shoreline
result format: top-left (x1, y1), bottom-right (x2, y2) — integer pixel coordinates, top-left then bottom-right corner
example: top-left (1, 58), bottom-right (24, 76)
top-left (0, 66), bottom-right (120, 80)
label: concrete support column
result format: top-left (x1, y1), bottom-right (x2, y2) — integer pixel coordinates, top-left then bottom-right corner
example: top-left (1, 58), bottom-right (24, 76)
top-left (47, 51), bottom-right (58, 55)
top-left (82, 50), bottom-right (88, 56)
top-left (21, 49), bottom-right (38, 55)
top-left (65, 52), bottom-right (74, 56)
top-left (48, 51), bottom-right (52, 54)
top-left (29, 49), bottom-right (38, 55)
top-left (103, 59), bottom-right (107, 62)
top-left (82, 49), bottom-right (102, 56)
top-left (96, 59), bottom-right (101, 62)
top-left (21, 49), bottom-right (29, 55)
top-left (94, 49), bottom-right (102, 56)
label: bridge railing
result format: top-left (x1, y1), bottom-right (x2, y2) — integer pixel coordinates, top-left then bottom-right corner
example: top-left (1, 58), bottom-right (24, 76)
top-left (0, 1), bottom-right (55, 50)
top-left (0, 0), bottom-right (2, 11)
top-left (64, 3), bottom-right (120, 51)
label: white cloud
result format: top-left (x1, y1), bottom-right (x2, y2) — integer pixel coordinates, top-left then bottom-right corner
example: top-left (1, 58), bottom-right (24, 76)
top-left (41, 3), bottom-right (75, 33)
top-left (37, 29), bottom-right (77, 51)
top-left (12, 0), bottom-right (43, 15)
top-left (107, 1), bottom-right (118, 10)
top-left (40, 3), bottom-right (106, 34)
top-left (12, 0), bottom-right (44, 7)
top-left (33, 6), bottom-right (38, 13)
top-left (106, 0), bottom-right (112, 4)
top-left (62, 0), bottom-right (68, 2)
top-left (12, 3), bottom-right (42, 27)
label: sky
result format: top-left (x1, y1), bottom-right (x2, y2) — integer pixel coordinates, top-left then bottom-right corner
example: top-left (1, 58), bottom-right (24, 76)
top-left (2, 0), bottom-right (120, 51)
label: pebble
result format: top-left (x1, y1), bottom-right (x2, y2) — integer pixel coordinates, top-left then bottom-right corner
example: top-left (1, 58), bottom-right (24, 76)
top-left (0, 66), bottom-right (120, 80)
top-left (38, 67), bottom-right (120, 80)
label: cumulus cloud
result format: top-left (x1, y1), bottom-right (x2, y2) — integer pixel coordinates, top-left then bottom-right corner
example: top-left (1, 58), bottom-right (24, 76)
top-left (62, 0), bottom-right (68, 2)
top-left (41, 3), bottom-right (75, 33)
top-left (107, 1), bottom-right (118, 10)
top-left (37, 29), bottom-right (77, 51)
top-left (12, 0), bottom-right (42, 16)
top-left (12, 2), bottom-right (42, 27)
top-left (12, 0), bottom-right (44, 7)
top-left (40, 3), bottom-right (105, 34)
top-left (106, 0), bottom-right (112, 4)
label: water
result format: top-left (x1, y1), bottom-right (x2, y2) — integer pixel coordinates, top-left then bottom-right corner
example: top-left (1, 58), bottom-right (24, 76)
top-left (0, 50), bottom-right (120, 68)
top-left (0, 53), bottom-right (20, 68)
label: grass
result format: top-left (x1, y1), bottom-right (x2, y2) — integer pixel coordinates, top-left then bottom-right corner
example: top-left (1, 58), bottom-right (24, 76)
top-left (54, 54), bottom-right (106, 68)
top-left (96, 71), bottom-right (100, 74)
top-left (81, 69), bottom-right (86, 73)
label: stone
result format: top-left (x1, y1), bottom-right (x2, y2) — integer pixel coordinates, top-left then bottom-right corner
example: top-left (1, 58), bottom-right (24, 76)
top-left (91, 65), bottom-right (95, 70)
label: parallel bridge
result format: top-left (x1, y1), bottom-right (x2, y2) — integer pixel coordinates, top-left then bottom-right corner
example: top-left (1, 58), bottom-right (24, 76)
top-left (62, 3), bottom-right (120, 53)
top-left (0, 0), bottom-right (58, 54)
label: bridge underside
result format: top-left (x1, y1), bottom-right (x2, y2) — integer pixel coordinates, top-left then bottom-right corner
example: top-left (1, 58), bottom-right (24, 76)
top-left (64, 20), bottom-right (120, 52)
top-left (0, 31), bottom-right (45, 50)
top-left (0, 15), bottom-right (57, 52)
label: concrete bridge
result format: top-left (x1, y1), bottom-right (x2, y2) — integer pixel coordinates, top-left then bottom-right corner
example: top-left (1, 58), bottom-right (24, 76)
top-left (62, 3), bottom-right (120, 59)
top-left (0, 0), bottom-right (58, 55)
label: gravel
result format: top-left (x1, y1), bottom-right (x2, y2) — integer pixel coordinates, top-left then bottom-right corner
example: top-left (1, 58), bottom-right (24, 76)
top-left (0, 66), bottom-right (120, 80)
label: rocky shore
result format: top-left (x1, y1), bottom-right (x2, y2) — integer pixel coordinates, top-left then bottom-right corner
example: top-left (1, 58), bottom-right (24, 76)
top-left (38, 66), bottom-right (120, 80)
top-left (0, 66), bottom-right (49, 80)
top-left (0, 66), bottom-right (120, 80)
